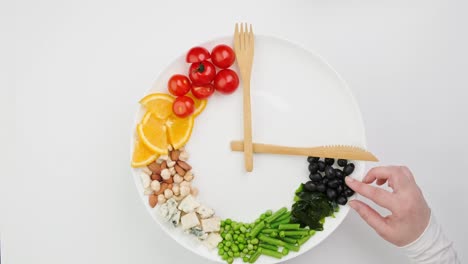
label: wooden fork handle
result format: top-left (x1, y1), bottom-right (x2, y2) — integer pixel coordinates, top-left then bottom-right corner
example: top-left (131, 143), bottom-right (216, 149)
top-left (243, 79), bottom-right (253, 172)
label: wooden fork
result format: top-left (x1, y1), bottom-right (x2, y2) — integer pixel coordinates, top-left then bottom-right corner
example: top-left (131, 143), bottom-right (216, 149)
top-left (234, 23), bottom-right (255, 172)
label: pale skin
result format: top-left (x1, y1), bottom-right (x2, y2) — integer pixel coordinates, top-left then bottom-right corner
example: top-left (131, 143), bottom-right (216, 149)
top-left (345, 166), bottom-right (431, 247)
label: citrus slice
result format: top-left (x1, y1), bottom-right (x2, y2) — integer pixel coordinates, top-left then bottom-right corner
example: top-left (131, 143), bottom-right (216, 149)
top-left (131, 139), bottom-right (158, 167)
top-left (137, 112), bottom-right (168, 154)
top-left (187, 93), bottom-right (207, 117)
top-left (166, 114), bottom-right (194, 149)
top-left (139, 93), bottom-right (175, 120)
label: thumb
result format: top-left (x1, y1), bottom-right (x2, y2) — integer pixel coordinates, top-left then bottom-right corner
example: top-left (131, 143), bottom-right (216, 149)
top-left (349, 200), bottom-right (389, 237)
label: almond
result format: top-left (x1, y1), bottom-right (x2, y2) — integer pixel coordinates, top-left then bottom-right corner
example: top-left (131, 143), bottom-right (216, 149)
top-left (148, 162), bottom-right (162, 174)
top-left (175, 164), bottom-right (186, 176)
top-left (164, 176), bottom-right (174, 184)
top-left (149, 194), bottom-right (158, 208)
top-left (151, 173), bottom-right (163, 182)
top-left (170, 150), bottom-right (180, 161)
top-left (161, 161), bottom-right (167, 169)
top-left (177, 160), bottom-right (192, 171)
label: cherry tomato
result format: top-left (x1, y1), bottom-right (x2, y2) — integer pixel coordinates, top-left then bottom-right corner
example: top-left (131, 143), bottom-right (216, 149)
top-left (211, 44), bottom-right (236, 68)
top-left (168, 74), bottom-right (192, 96)
top-left (172, 96), bottom-right (195, 118)
top-left (186, 47), bottom-right (210, 63)
top-left (191, 84), bottom-right (215, 99)
top-left (189, 61), bottom-right (216, 86)
top-left (213, 69), bottom-right (239, 94)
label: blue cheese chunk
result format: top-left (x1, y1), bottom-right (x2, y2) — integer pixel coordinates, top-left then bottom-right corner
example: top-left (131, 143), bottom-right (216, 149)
top-left (169, 210), bottom-right (181, 227)
top-left (158, 198), bottom-right (179, 223)
top-left (203, 233), bottom-right (222, 249)
top-left (196, 205), bottom-right (214, 219)
top-left (181, 212), bottom-right (200, 230)
top-left (201, 217), bottom-right (221, 233)
top-left (178, 195), bottom-right (200, 213)
top-left (189, 226), bottom-right (208, 240)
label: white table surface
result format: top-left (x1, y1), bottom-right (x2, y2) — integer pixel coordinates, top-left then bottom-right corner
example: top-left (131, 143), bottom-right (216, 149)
top-left (1, 0), bottom-right (467, 263)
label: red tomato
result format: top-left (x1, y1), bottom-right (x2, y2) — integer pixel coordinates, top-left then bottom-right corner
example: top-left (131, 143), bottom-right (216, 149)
top-left (186, 47), bottom-right (210, 63)
top-left (172, 96), bottom-right (195, 118)
top-left (211, 44), bottom-right (235, 68)
top-left (168, 74), bottom-right (192, 96)
top-left (189, 61), bottom-right (216, 86)
top-left (191, 84), bottom-right (215, 99)
top-left (213, 69), bottom-right (239, 94)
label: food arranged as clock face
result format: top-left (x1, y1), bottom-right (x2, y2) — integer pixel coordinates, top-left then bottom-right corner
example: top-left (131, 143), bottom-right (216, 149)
top-left (131, 36), bottom-right (365, 264)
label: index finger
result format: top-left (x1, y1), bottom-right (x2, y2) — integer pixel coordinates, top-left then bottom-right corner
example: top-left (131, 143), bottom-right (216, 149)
top-left (364, 166), bottom-right (413, 190)
top-left (345, 176), bottom-right (396, 212)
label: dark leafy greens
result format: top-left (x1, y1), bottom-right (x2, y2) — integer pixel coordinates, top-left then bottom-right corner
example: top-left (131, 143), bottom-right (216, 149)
top-left (291, 183), bottom-right (338, 230)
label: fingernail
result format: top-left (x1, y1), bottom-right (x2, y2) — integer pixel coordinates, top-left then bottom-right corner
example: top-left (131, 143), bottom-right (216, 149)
top-left (345, 176), bottom-right (354, 183)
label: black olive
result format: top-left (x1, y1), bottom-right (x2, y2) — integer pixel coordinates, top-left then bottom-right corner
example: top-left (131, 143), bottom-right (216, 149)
top-left (327, 179), bottom-right (339, 189)
top-left (307, 156), bottom-right (320, 163)
top-left (308, 163), bottom-right (319, 173)
top-left (336, 196), bottom-right (348, 205)
top-left (309, 173), bottom-right (322, 182)
top-left (337, 159), bottom-right (348, 167)
top-left (344, 188), bottom-right (355, 197)
top-left (304, 181), bottom-right (317, 192)
top-left (317, 161), bottom-right (326, 172)
top-left (343, 163), bottom-right (355, 176)
top-left (326, 189), bottom-right (338, 200)
top-left (336, 185), bottom-right (344, 194)
top-left (325, 166), bottom-right (336, 178)
top-left (324, 158), bottom-right (335, 165)
top-left (335, 169), bottom-right (344, 179)
top-left (316, 184), bottom-right (327, 193)
top-left (322, 178), bottom-right (329, 186)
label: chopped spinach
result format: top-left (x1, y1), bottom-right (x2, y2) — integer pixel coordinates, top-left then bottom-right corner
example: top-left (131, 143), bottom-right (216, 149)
top-left (291, 184), bottom-right (338, 230)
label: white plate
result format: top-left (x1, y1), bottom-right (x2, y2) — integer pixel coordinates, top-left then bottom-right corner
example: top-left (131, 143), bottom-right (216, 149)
top-left (132, 35), bottom-right (366, 263)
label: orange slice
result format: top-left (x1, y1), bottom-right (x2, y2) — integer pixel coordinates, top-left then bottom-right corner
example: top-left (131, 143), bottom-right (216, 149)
top-left (131, 139), bottom-right (158, 167)
top-left (166, 114), bottom-right (194, 149)
top-left (139, 93), bottom-right (175, 120)
top-left (137, 112), bottom-right (168, 154)
top-left (187, 93), bottom-right (207, 117)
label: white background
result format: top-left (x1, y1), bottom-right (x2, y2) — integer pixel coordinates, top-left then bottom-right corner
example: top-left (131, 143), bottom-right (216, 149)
top-left (1, 0), bottom-right (467, 263)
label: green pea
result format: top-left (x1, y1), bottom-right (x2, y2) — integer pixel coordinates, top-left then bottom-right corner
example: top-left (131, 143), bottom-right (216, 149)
top-left (225, 225), bottom-right (231, 231)
top-left (222, 253), bottom-right (228, 260)
top-left (224, 246), bottom-right (229, 251)
top-left (225, 218), bottom-right (232, 224)
top-left (240, 226), bottom-right (247, 233)
top-left (227, 257), bottom-right (233, 264)
top-left (233, 234), bottom-right (239, 240)
top-left (248, 250), bottom-right (255, 255)
top-left (242, 256), bottom-right (249, 263)
top-left (225, 234), bottom-right (232, 241)
top-left (225, 241), bottom-right (232, 247)
top-left (238, 244), bottom-right (245, 250)
top-left (228, 251), bottom-right (233, 257)
top-left (242, 248), bottom-right (248, 254)
top-left (247, 244), bottom-right (254, 250)
top-left (231, 244), bottom-right (239, 252)
top-left (218, 249), bottom-right (224, 256)
top-left (234, 252), bottom-right (240, 257)
top-left (235, 230), bottom-right (240, 234)
top-left (260, 214), bottom-right (266, 220)
top-left (251, 238), bottom-right (259, 244)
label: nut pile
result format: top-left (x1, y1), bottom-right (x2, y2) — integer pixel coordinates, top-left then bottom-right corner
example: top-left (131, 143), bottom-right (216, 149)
top-left (139, 146), bottom-right (198, 207)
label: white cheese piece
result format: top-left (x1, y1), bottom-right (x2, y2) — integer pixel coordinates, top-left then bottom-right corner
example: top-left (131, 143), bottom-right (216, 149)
top-left (181, 212), bottom-right (200, 229)
top-left (196, 205), bottom-right (214, 219)
top-left (169, 210), bottom-right (181, 227)
top-left (189, 226), bottom-right (207, 240)
top-left (178, 195), bottom-right (200, 213)
top-left (201, 217), bottom-right (221, 233)
top-left (158, 198), bottom-right (179, 222)
top-left (203, 233), bottom-right (222, 249)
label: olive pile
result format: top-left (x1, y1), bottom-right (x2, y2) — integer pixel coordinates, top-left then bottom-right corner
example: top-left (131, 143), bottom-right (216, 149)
top-left (304, 157), bottom-right (355, 205)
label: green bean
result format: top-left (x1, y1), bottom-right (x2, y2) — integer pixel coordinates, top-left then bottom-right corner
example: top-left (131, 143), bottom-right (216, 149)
top-left (260, 229), bottom-right (277, 234)
top-left (283, 243), bottom-right (300, 252)
top-left (283, 230), bottom-right (310, 236)
top-left (261, 248), bottom-right (283, 259)
top-left (259, 243), bottom-right (278, 251)
top-left (270, 218), bottom-right (290, 228)
top-left (273, 212), bottom-right (291, 223)
top-left (278, 224), bottom-right (301, 230)
top-left (298, 231), bottom-right (315, 246)
top-left (286, 235), bottom-right (303, 239)
top-left (248, 248), bottom-right (262, 263)
top-left (249, 221), bottom-right (265, 238)
top-left (282, 247), bottom-right (289, 256)
top-left (258, 234), bottom-right (286, 247)
top-left (265, 207), bottom-right (287, 223)
top-left (281, 237), bottom-right (297, 244)
top-left (270, 231), bottom-right (278, 238)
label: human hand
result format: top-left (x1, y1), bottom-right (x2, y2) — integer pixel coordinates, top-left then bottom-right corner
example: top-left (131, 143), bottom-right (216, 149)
top-left (345, 166), bottom-right (431, 247)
